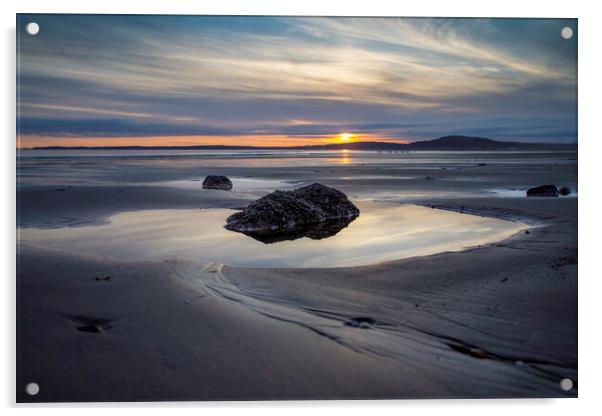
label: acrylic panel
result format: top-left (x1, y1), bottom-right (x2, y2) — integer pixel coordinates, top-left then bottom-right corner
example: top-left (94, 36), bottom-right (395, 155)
top-left (16, 14), bottom-right (578, 402)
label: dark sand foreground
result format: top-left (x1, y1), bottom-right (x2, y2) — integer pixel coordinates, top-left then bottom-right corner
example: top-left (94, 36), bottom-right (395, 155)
top-left (17, 151), bottom-right (577, 401)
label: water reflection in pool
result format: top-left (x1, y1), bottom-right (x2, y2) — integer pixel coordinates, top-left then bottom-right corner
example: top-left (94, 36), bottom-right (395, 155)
top-left (230, 216), bottom-right (357, 244)
top-left (19, 202), bottom-right (527, 268)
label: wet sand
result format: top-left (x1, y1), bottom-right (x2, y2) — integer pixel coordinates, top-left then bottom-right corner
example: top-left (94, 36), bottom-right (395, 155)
top-left (16, 151), bottom-right (578, 401)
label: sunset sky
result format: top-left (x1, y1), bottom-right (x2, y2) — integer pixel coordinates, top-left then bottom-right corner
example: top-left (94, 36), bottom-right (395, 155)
top-left (17, 15), bottom-right (577, 148)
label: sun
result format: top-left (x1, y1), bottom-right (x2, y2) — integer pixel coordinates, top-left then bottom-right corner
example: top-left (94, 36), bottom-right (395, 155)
top-left (338, 133), bottom-right (354, 142)
top-left (328, 132), bottom-right (359, 144)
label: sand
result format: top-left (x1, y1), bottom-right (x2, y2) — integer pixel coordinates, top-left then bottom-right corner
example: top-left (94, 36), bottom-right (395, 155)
top-left (16, 151), bottom-right (578, 401)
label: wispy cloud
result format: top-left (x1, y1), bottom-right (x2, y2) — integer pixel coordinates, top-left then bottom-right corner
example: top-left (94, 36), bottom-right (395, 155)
top-left (17, 15), bottom-right (577, 145)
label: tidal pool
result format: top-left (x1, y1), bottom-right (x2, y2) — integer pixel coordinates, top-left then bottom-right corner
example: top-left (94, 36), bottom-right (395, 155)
top-left (19, 202), bottom-right (527, 268)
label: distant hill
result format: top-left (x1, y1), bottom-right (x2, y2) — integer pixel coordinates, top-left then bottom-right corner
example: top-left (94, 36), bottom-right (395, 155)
top-left (29, 135), bottom-right (576, 151)
top-left (404, 135), bottom-right (576, 151)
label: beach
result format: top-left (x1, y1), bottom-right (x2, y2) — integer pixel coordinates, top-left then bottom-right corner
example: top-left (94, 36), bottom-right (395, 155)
top-left (16, 150), bottom-right (578, 401)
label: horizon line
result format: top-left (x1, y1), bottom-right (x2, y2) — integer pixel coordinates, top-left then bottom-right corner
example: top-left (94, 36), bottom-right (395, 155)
top-left (18, 137), bottom-right (578, 151)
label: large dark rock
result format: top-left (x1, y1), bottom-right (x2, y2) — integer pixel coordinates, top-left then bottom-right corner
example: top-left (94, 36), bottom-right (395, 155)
top-left (526, 184), bottom-right (559, 197)
top-left (236, 217), bottom-right (357, 244)
top-left (225, 183), bottom-right (360, 243)
top-left (202, 175), bottom-right (232, 190)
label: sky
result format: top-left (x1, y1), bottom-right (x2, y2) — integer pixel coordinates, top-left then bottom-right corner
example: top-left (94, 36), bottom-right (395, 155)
top-left (17, 15), bottom-right (577, 148)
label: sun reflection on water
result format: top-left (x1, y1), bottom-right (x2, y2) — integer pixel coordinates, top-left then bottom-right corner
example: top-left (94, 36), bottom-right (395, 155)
top-left (340, 149), bottom-right (351, 164)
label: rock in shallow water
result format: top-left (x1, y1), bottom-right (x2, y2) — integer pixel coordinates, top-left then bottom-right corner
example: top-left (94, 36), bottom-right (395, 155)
top-left (526, 184), bottom-right (559, 197)
top-left (559, 186), bottom-right (572, 196)
top-left (202, 175), bottom-right (233, 190)
top-left (225, 183), bottom-right (360, 243)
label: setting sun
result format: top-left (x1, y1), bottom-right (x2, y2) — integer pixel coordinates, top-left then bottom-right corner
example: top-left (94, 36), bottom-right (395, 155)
top-left (338, 133), bottom-right (355, 142)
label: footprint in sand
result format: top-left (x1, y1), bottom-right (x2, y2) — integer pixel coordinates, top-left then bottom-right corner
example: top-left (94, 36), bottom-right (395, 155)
top-left (65, 315), bottom-right (113, 334)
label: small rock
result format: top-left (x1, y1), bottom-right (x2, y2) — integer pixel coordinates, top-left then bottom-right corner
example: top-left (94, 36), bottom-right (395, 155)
top-left (202, 175), bottom-right (233, 190)
top-left (559, 186), bottom-right (572, 196)
top-left (95, 276), bottom-right (111, 282)
top-left (526, 184), bottom-right (559, 197)
top-left (525, 230), bottom-right (530, 234)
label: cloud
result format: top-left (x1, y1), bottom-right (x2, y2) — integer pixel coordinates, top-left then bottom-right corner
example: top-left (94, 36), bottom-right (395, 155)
top-left (17, 117), bottom-right (239, 137)
top-left (17, 15), bottom-right (577, 143)
top-left (18, 115), bottom-right (576, 145)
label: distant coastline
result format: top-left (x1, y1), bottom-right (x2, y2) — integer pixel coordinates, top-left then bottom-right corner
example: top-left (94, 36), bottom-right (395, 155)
top-left (23, 136), bottom-right (577, 152)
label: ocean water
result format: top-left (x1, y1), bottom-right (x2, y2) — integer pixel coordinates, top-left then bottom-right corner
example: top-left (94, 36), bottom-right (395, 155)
top-left (17, 149), bottom-right (578, 189)
top-left (17, 148), bottom-right (577, 165)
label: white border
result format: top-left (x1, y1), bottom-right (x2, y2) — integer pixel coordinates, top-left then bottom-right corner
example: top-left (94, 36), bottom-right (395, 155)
top-left (5, 0), bottom-right (586, 17)
top-left (3, 0), bottom-right (601, 414)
